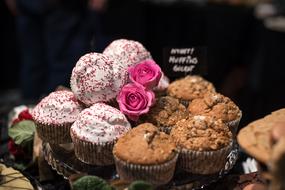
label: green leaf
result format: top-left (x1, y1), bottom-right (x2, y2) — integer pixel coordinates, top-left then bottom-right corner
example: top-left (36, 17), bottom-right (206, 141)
top-left (128, 181), bottom-right (154, 190)
top-left (8, 120), bottom-right (36, 146)
top-left (72, 176), bottom-right (114, 190)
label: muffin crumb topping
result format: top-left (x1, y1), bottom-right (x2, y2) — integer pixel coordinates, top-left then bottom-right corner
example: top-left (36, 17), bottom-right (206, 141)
top-left (113, 123), bottom-right (177, 165)
top-left (171, 116), bottom-right (232, 151)
top-left (167, 75), bottom-right (216, 101)
top-left (188, 92), bottom-right (241, 122)
top-left (141, 96), bottom-right (188, 129)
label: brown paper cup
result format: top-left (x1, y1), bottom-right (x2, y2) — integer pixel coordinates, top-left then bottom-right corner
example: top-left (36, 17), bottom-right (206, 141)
top-left (178, 142), bottom-right (233, 175)
top-left (226, 111), bottom-right (242, 136)
top-left (157, 125), bottom-right (172, 135)
top-left (36, 122), bottom-right (72, 144)
top-left (71, 131), bottom-right (115, 166)
top-left (114, 154), bottom-right (178, 186)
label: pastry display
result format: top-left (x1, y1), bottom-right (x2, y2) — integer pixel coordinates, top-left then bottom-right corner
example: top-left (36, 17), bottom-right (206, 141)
top-left (70, 103), bottom-right (131, 165)
top-left (31, 90), bottom-right (83, 144)
top-left (113, 123), bottom-right (178, 185)
top-left (28, 38), bottom-right (242, 187)
top-left (171, 115), bottom-right (233, 174)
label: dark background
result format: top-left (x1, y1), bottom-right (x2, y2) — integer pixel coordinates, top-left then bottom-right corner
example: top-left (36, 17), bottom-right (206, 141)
top-left (1, 1), bottom-right (285, 189)
top-left (1, 0), bottom-right (285, 128)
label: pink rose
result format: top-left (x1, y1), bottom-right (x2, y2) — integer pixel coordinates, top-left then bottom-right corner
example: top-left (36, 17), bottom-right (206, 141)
top-left (128, 59), bottom-right (162, 89)
top-left (117, 83), bottom-right (155, 121)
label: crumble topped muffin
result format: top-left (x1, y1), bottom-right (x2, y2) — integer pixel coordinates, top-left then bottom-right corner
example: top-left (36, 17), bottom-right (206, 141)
top-left (171, 115), bottom-right (233, 174)
top-left (188, 92), bottom-right (241, 123)
top-left (188, 92), bottom-right (242, 134)
top-left (171, 115), bottom-right (232, 151)
top-left (167, 75), bottom-right (216, 105)
top-left (70, 53), bottom-right (116, 106)
top-left (71, 103), bottom-right (131, 165)
top-left (31, 90), bottom-right (83, 143)
top-left (32, 90), bottom-right (83, 125)
top-left (140, 96), bottom-right (189, 134)
top-left (113, 123), bottom-right (176, 165)
top-left (113, 123), bottom-right (178, 185)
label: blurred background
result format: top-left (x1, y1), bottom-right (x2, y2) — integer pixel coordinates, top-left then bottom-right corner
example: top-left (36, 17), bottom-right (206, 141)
top-left (1, 0), bottom-right (285, 128)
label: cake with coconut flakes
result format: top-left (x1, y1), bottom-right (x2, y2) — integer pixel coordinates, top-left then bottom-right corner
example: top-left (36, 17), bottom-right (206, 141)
top-left (70, 53), bottom-right (117, 106)
top-left (31, 90), bottom-right (83, 144)
top-left (70, 103), bottom-right (131, 166)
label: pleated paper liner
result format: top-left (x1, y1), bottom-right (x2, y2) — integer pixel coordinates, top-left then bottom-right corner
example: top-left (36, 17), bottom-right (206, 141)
top-left (157, 125), bottom-right (172, 134)
top-left (71, 131), bottom-right (115, 166)
top-left (113, 154), bottom-right (178, 186)
top-left (36, 122), bottom-right (72, 144)
top-left (43, 141), bottom-right (239, 189)
top-left (177, 141), bottom-right (233, 175)
top-left (226, 111), bottom-right (242, 136)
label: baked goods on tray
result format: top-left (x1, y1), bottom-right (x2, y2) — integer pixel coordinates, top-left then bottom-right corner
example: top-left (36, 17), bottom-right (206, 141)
top-left (30, 39), bottom-right (242, 186)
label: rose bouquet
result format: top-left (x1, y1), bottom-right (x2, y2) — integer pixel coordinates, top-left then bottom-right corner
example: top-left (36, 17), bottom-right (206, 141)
top-left (117, 60), bottom-right (162, 121)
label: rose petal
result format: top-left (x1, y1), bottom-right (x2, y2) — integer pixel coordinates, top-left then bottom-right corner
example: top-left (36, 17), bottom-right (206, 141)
top-left (137, 66), bottom-right (154, 82)
top-left (125, 95), bottom-right (146, 111)
top-left (128, 59), bottom-right (162, 89)
top-left (127, 93), bottom-right (140, 107)
top-left (117, 83), bottom-right (155, 120)
top-left (146, 90), bottom-right (155, 106)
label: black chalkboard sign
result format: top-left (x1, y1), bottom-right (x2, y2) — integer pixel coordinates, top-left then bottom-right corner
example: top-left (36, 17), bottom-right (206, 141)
top-left (163, 47), bottom-right (207, 78)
